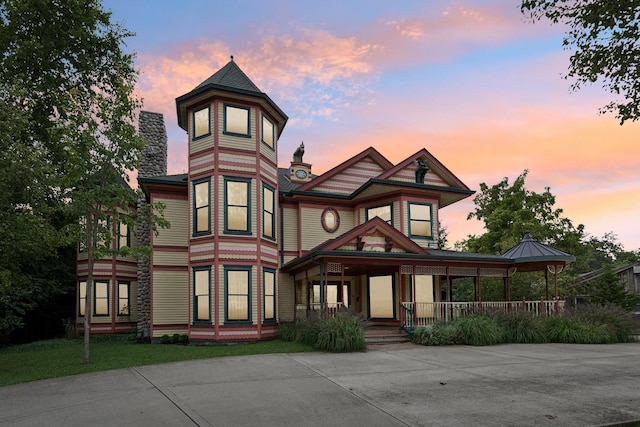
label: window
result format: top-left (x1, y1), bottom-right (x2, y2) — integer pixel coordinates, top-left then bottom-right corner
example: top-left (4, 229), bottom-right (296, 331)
top-left (193, 106), bottom-right (210, 139)
top-left (94, 281), bottom-right (109, 316)
top-left (413, 275), bottom-right (434, 318)
top-left (224, 104), bottom-right (250, 137)
top-left (79, 281), bottom-right (87, 316)
top-left (225, 267), bottom-right (251, 322)
top-left (262, 115), bottom-right (274, 149)
top-left (225, 178), bottom-right (250, 234)
top-left (118, 281), bottom-right (130, 316)
top-left (321, 207), bottom-right (340, 233)
top-left (312, 282), bottom-right (350, 309)
top-left (97, 217), bottom-right (111, 249)
top-left (118, 221), bottom-right (130, 249)
top-left (409, 203), bottom-right (433, 238)
top-left (193, 267), bottom-right (211, 322)
top-left (263, 268), bottom-right (276, 321)
top-left (366, 204), bottom-right (392, 225)
top-left (262, 184), bottom-right (275, 239)
top-left (193, 178), bottom-right (210, 235)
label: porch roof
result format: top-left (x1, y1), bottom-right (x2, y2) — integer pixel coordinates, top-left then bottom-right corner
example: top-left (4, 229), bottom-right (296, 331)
top-left (501, 232), bottom-right (576, 272)
top-left (281, 247), bottom-right (515, 276)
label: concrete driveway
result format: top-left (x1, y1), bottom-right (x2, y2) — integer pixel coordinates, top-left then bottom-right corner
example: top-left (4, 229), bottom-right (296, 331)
top-left (1, 343), bottom-right (639, 426)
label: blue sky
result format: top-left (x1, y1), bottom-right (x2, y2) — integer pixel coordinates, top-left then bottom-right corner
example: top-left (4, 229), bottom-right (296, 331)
top-left (103, 0), bottom-right (640, 251)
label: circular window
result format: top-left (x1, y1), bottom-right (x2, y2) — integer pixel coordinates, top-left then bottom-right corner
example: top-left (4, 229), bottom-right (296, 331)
top-left (321, 207), bottom-right (340, 233)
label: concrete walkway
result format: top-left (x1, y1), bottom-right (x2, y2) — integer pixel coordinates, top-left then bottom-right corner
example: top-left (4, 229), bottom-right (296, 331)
top-left (1, 343), bottom-right (639, 426)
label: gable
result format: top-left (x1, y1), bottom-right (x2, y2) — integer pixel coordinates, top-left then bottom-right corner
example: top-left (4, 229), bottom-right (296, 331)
top-left (296, 147), bottom-right (393, 195)
top-left (311, 216), bottom-right (426, 255)
top-left (337, 229), bottom-right (411, 253)
top-left (378, 148), bottom-right (471, 191)
top-left (312, 156), bottom-right (387, 194)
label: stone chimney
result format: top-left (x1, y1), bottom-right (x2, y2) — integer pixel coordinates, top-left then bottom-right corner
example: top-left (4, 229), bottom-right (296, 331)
top-left (138, 111), bottom-right (168, 177)
top-left (136, 111), bottom-right (167, 341)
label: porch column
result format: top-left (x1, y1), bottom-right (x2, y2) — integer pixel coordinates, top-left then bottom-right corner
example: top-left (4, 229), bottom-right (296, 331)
top-left (477, 274), bottom-right (482, 304)
top-left (544, 269), bottom-right (550, 300)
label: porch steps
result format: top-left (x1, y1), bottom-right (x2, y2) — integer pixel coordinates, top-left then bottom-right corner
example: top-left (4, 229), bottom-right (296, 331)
top-left (364, 325), bottom-right (411, 345)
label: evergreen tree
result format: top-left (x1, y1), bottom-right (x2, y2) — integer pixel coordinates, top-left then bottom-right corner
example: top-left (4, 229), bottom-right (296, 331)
top-left (589, 263), bottom-right (638, 311)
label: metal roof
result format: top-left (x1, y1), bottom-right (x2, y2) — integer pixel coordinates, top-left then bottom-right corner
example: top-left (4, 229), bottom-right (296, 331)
top-left (502, 232), bottom-right (575, 263)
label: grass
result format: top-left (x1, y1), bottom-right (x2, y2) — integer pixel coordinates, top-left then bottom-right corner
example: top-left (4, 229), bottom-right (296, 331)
top-left (0, 335), bottom-right (314, 387)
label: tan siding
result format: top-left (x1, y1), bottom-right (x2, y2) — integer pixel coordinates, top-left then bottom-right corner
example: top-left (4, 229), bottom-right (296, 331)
top-left (260, 138), bottom-right (277, 165)
top-left (152, 271), bottom-right (189, 324)
top-left (190, 134), bottom-right (213, 155)
top-left (279, 273), bottom-right (295, 321)
top-left (393, 201), bottom-right (400, 232)
top-left (300, 207), bottom-right (329, 250)
top-left (153, 251), bottom-right (188, 266)
top-left (154, 198), bottom-right (188, 246)
top-left (282, 207), bottom-right (298, 252)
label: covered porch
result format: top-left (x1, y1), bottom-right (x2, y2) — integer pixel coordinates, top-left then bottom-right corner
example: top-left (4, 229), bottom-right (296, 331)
top-left (283, 225), bottom-right (575, 332)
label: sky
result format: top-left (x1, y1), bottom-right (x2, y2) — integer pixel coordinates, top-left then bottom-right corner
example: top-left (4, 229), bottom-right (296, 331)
top-left (102, 0), bottom-right (640, 252)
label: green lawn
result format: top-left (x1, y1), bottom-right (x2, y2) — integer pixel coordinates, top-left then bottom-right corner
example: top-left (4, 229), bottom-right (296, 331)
top-left (0, 335), bottom-right (315, 387)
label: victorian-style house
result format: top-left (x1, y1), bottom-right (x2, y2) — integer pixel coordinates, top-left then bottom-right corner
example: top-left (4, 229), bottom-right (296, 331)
top-left (76, 59), bottom-right (575, 342)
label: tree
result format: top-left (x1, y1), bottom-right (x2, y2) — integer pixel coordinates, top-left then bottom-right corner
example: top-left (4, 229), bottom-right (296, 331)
top-left (589, 263), bottom-right (638, 311)
top-left (0, 0), bottom-right (167, 360)
top-left (521, 1), bottom-right (640, 124)
top-left (462, 170), bottom-right (580, 255)
top-left (457, 170), bottom-right (637, 299)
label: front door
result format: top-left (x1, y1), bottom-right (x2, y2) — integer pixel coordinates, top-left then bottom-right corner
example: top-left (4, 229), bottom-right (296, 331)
top-left (368, 275), bottom-right (395, 319)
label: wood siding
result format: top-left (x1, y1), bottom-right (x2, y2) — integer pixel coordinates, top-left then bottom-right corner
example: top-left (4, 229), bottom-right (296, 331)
top-left (152, 270), bottom-right (189, 325)
top-left (154, 198), bottom-right (189, 246)
top-left (278, 273), bottom-right (295, 321)
top-left (312, 157), bottom-right (385, 194)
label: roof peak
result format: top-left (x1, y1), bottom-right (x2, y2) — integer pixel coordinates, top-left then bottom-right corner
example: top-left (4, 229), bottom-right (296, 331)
top-left (193, 58), bottom-right (262, 93)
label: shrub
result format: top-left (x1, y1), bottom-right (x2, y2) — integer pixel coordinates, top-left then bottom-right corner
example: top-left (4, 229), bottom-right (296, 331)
top-left (569, 304), bottom-right (634, 343)
top-left (295, 313), bottom-right (321, 347)
top-left (160, 334), bottom-right (171, 344)
top-left (454, 314), bottom-right (505, 346)
top-left (412, 322), bottom-right (459, 346)
top-left (495, 311), bottom-right (547, 344)
top-left (171, 334), bottom-right (180, 344)
top-left (315, 311), bottom-right (366, 353)
top-left (178, 334), bottom-right (189, 345)
top-left (277, 322), bottom-right (297, 342)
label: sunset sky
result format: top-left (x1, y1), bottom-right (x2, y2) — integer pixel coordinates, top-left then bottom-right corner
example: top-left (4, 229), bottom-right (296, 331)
top-left (103, 0), bottom-right (640, 252)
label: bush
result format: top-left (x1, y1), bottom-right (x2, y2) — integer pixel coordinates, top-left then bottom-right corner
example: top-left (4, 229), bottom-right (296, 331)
top-left (315, 311), bottom-right (366, 353)
top-left (412, 304), bottom-right (633, 347)
top-left (171, 334), bottom-right (180, 344)
top-left (454, 314), bottom-right (505, 346)
top-left (569, 304), bottom-right (634, 343)
top-left (412, 322), bottom-right (459, 346)
top-left (295, 313), bottom-right (321, 347)
top-left (160, 334), bottom-right (171, 344)
top-left (178, 334), bottom-right (189, 345)
top-left (494, 311), bottom-right (547, 344)
top-left (277, 322), bottom-right (297, 342)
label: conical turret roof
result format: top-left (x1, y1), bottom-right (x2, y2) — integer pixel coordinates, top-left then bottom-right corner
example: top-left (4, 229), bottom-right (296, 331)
top-left (175, 57), bottom-right (287, 132)
top-left (193, 58), bottom-right (262, 93)
top-left (502, 232), bottom-right (575, 263)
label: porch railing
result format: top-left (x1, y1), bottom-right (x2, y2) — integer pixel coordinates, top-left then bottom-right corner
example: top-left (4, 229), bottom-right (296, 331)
top-left (400, 300), bottom-right (564, 331)
top-left (295, 303), bottom-right (345, 319)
